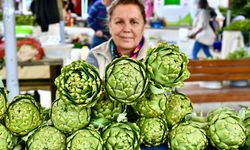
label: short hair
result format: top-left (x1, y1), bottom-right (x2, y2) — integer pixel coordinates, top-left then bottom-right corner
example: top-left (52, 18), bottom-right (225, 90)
top-left (108, 0), bottom-right (146, 24)
top-left (199, 0), bottom-right (208, 9)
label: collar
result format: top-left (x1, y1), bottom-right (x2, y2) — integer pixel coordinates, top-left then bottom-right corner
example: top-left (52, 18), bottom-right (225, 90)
top-left (109, 37), bottom-right (145, 59)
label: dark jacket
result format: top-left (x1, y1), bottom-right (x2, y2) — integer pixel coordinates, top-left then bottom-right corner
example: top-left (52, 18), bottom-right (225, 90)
top-left (33, 0), bottom-right (60, 32)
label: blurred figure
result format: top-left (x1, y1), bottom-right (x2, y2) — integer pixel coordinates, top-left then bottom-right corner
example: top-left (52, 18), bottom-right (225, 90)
top-left (87, 0), bottom-right (112, 48)
top-left (189, 0), bottom-right (216, 60)
top-left (66, 0), bottom-right (75, 13)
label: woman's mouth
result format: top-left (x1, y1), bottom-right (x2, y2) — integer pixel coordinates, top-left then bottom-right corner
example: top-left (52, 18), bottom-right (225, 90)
top-left (120, 36), bottom-right (133, 41)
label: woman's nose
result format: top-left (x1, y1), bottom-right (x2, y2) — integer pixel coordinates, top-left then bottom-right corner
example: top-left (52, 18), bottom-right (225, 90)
top-left (122, 23), bottom-right (132, 32)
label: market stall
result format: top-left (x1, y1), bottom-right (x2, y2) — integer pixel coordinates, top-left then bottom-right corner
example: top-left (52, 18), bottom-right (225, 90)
top-left (0, 0), bottom-right (250, 149)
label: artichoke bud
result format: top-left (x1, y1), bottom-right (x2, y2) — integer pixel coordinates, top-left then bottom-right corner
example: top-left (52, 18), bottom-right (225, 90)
top-left (67, 128), bottom-right (104, 150)
top-left (207, 107), bottom-right (238, 122)
top-left (55, 60), bottom-right (102, 107)
top-left (0, 87), bottom-right (8, 120)
top-left (51, 98), bottom-right (91, 135)
top-left (92, 97), bottom-right (127, 121)
top-left (169, 122), bottom-right (208, 150)
top-left (138, 117), bottom-right (168, 147)
top-left (144, 42), bottom-right (190, 91)
top-left (105, 56), bottom-right (149, 105)
top-left (102, 122), bottom-right (141, 150)
top-left (0, 123), bottom-right (15, 150)
top-left (133, 88), bottom-right (168, 118)
top-left (164, 92), bottom-right (193, 127)
top-left (4, 94), bottom-right (42, 136)
top-left (206, 112), bottom-right (246, 149)
top-left (27, 126), bottom-right (66, 150)
top-left (243, 107), bottom-right (250, 148)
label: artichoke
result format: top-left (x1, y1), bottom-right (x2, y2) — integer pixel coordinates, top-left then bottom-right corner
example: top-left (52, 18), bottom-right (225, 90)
top-left (164, 92), bottom-right (193, 127)
top-left (55, 60), bottom-right (102, 107)
top-left (242, 107), bottom-right (250, 148)
top-left (102, 122), bottom-right (141, 150)
top-left (27, 126), bottom-right (66, 150)
top-left (91, 97), bottom-right (127, 129)
top-left (51, 98), bottom-right (91, 134)
top-left (105, 56), bottom-right (149, 105)
top-left (144, 42), bottom-right (190, 91)
top-left (133, 89), bottom-right (168, 118)
top-left (207, 107), bottom-right (238, 122)
top-left (4, 94), bottom-right (42, 136)
top-left (137, 117), bottom-right (168, 147)
top-left (206, 113), bottom-right (246, 149)
top-left (92, 97), bottom-right (126, 121)
top-left (0, 123), bottom-right (14, 150)
top-left (67, 128), bottom-right (104, 150)
top-left (169, 122), bottom-right (208, 150)
top-left (0, 88), bottom-right (8, 120)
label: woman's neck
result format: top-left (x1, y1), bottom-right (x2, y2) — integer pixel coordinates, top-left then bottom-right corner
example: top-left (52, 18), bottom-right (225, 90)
top-left (117, 48), bottom-right (133, 56)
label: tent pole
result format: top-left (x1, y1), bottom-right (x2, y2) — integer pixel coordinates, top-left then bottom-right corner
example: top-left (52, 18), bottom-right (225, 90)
top-left (3, 0), bottom-right (19, 101)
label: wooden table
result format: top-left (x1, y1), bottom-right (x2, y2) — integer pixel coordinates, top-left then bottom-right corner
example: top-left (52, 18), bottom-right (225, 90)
top-left (20, 58), bottom-right (63, 101)
top-left (3, 58), bottom-right (63, 101)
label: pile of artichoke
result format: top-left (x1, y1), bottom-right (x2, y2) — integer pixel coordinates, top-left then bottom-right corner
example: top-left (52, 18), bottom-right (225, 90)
top-left (0, 42), bottom-right (249, 149)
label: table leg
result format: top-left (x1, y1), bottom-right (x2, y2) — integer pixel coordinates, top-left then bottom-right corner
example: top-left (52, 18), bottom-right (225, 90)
top-left (50, 65), bottom-right (62, 102)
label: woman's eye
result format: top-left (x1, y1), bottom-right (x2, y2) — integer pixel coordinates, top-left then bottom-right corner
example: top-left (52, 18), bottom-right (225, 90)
top-left (115, 21), bottom-right (123, 24)
top-left (131, 21), bottom-right (138, 25)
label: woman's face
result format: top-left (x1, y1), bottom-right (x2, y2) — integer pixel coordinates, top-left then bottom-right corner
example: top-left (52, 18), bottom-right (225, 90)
top-left (109, 4), bottom-right (145, 54)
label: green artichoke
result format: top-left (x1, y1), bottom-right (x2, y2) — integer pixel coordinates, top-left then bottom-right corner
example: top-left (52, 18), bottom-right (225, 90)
top-left (27, 126), bottom-right (66, 150)
top-left (0, 88), bottom-right (8, 120)
top-left (67, 128), bottom-right (104, 150)
top-left (92, 97), bottom-right (126, 121)
top-left (105, 56), bottom-right (149, 105)
top-left (90, 97), bottom-right (127, 129)
top-left (207, 107), bottom-right (238, 122)
top-left (0, 123), bottom-right (14, 150)
top-left (102, 122), bottom-right (141, 150)
top-left (164, 92), bottom-right (193, 127)
top-left (51, 98), bottom-right (91, 134)
top-left (4, 94), bottom-right (42, 136)
top-left (55, 60), bottom-right (102, 107)
top-left (144, 42), bottom-right (190, 91)
top-left (169, 122), bottom-right (208, 150)
top-left (133, 89), bottom-right (167, 118)
top-left (242, 107), bottom-right (250, 148)
top-left (206, 113), bottom-right (246, 149)
top-left (137, 117), bottom-right (168, 147)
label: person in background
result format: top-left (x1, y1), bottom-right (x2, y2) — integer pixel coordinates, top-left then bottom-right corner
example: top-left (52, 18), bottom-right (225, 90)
top-left (87, 0), bottom-right (113, 48)
top-left (189, 0), bottom-right (216, 60)
top-left (86, 0), bottom-right (148, 77)
top-left (66, 0), bottom-right (75, 13)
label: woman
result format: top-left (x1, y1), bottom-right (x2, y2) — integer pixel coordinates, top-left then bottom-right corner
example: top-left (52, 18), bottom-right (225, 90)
top-left (86, 0), bottom-right (148, 77)
top-left (189, 0), bottom-right (216, 60)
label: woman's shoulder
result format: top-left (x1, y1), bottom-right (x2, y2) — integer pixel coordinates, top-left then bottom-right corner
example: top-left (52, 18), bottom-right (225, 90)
top-left (91, 40), bottom-right (110, 55)
top-left (87, 40), bottom-right (112, 66)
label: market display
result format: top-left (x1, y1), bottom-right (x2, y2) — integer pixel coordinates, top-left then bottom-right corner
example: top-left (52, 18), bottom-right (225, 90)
top-left (0, 42), bottom-right (250, 150)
